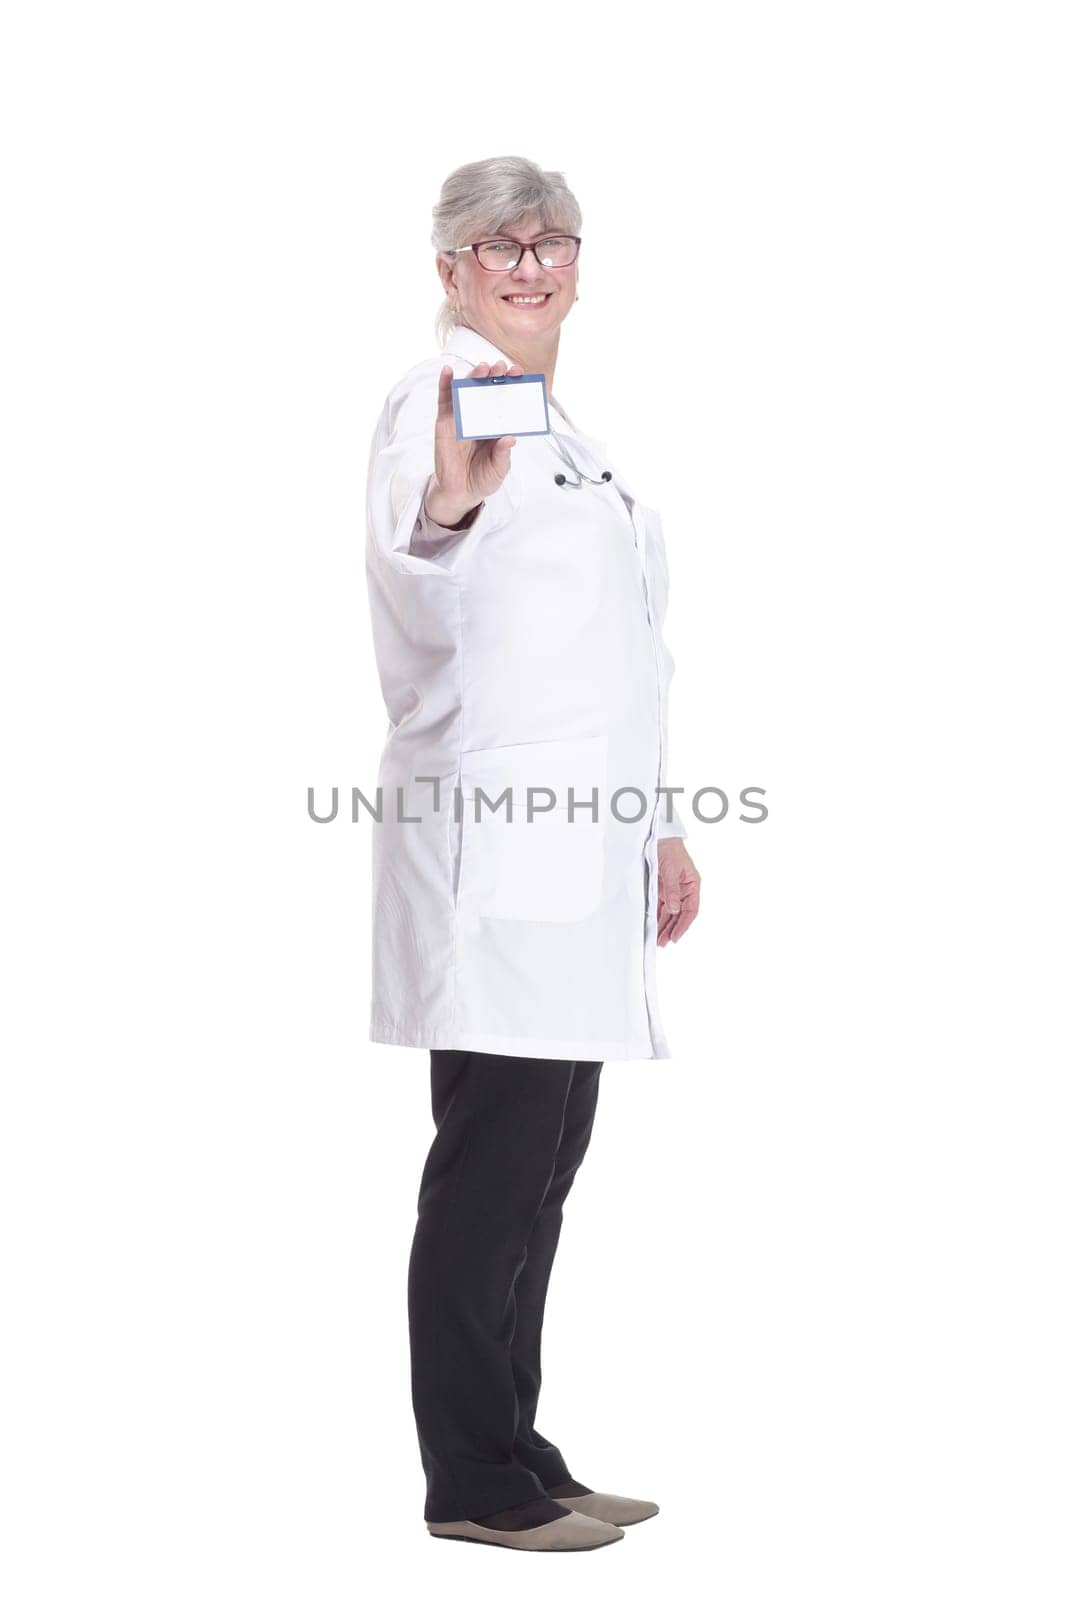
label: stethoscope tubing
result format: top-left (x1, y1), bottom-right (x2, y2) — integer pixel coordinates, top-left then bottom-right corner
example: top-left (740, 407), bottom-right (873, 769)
top-left (546, 428), bottom-right (614, 489)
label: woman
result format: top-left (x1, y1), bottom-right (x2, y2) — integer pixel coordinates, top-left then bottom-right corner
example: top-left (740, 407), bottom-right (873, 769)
top-left (365, 156), bottom-right (700, 1551)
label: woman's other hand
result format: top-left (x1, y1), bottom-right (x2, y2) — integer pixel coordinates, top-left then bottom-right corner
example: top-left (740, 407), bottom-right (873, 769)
top-left (425, 360), bottom-right (522, 526)
top-left (657, 838), bottom-right (700, 945)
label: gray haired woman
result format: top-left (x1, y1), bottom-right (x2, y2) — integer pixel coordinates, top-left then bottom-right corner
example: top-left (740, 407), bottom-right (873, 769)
top-left (364, 155), bottom-right (700, 1551)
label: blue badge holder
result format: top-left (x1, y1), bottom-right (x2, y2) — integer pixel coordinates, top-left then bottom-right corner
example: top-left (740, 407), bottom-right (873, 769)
top-left (451, 373), bottom-right (551, 440)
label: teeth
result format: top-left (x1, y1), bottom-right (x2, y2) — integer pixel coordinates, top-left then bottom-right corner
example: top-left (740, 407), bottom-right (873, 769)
top-left (505, 294), bottom-right (547, 304)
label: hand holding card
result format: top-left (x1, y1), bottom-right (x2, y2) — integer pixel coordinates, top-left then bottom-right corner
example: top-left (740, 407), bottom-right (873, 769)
top-left (425, 359), bottom-right (522, 528)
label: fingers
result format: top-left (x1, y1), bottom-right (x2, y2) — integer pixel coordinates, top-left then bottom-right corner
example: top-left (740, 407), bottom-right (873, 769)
top-left (468, 359), bottom-right (525, 379)
top-left (668, 904), bottom-right (698, 943)
top-left (659, 866), bottom-right (683, 918)
top-left (657, 874), bottom-right (700, 945)
top-left (656, 878), bottom-right (680, 942)
top-left (466, 434), bottom-right (516, 502)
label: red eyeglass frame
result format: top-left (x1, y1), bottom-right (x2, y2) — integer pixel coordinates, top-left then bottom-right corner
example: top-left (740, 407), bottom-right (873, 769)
top-left (446, 235), bottom-right (582, 271)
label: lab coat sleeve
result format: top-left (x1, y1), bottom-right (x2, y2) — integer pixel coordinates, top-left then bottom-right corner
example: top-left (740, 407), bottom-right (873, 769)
top-left (648, 512), bottom-right (688, 843)
top-left (654, 679), bottom-right (689, 843)
top-left (409, 493), bottom-right (483, 558)
top-left (368, 373), bottom-right (520, 574)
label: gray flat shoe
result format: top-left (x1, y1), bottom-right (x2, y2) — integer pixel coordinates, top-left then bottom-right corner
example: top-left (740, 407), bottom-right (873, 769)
top-left (426, 1508), bottom-right (625, 1550)
top-left (551, 1491), bottom-right (659, 1526)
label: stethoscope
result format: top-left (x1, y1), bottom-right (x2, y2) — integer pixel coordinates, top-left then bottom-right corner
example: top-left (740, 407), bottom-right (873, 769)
top-left (546, 428), bottom-right (614, 490)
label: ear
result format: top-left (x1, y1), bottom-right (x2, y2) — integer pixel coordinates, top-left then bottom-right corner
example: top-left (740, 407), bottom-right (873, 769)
top-left (435, 252), bottom-right (456, 294)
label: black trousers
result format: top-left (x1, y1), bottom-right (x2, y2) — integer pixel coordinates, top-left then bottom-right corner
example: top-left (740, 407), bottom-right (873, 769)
top-left (407, 1049), bottom-right (604, 1522)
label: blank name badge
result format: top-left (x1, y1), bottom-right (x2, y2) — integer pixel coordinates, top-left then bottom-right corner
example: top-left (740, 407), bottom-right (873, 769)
top-left (451, 373), bottom-right (551, 440)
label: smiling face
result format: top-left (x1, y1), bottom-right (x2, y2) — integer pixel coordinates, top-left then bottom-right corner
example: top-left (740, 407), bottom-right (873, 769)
top-left (438, 211), bottom-right (579, 357)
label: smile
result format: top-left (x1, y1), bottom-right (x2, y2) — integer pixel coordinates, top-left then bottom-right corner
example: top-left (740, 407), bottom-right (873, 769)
top-left (502, 293), bottom-right (551, 306)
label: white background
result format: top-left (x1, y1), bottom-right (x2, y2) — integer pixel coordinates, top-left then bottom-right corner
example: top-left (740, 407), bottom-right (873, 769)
top-left (2, 2), bottom-right (1064, 1596)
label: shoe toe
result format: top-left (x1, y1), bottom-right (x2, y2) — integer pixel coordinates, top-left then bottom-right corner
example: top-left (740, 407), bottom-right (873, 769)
top-left (551, 1491), bottom-right (660, 1526)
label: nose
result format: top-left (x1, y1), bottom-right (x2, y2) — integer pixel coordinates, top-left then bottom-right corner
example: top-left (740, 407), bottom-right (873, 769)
top-left (509, 247), bottom-right (546, 282)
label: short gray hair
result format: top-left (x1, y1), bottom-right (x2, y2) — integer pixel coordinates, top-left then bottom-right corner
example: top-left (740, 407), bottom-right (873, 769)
top-left (431, 155), bottom-right (583, 346)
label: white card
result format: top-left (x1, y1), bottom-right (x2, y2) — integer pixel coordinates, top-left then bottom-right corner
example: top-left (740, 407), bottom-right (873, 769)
top-left (451, 374), bottom-right (550, 440)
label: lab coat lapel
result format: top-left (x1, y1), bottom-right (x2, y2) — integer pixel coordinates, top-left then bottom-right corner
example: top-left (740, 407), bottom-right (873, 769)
top-left (616, 472), bottom-right (649, 566)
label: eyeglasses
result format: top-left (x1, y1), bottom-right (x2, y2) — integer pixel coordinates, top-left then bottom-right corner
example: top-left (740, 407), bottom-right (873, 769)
top-left (447, 234), bottom-right (581, 271)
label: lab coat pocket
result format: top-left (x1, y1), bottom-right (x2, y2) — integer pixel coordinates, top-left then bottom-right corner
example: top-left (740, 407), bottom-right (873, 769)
top-left (456, 734), bottom-right (608, 923)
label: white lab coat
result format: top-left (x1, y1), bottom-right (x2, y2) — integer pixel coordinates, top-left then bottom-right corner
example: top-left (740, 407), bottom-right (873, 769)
top-left (365, 323), bottom-right (686, 1061)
